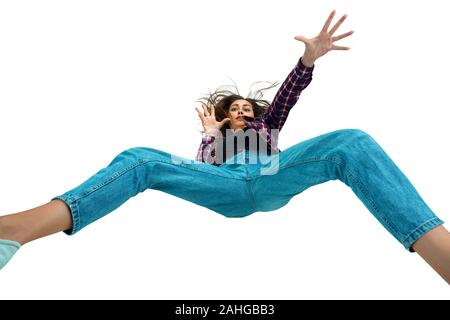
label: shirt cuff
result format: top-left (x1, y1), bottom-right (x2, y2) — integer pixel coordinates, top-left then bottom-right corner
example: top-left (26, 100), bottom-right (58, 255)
top-left (202, 135), bottom-right (216, 143)
top-left (297, 57), bottom-right (315, 75)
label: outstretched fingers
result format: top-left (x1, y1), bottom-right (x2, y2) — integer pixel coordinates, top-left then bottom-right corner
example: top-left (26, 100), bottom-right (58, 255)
top-left (195, 107), bottom-right (206, 121)
top-left (332, 30), bottom-right (354, 42)
top-left (201, 105), bottom-right (210, 116)
top-left (321, 10), bottom-right (336, 33)
top-left (328, 14), bottom-right (347, 35)
top-left (331, 44), bottom-right (350, 50)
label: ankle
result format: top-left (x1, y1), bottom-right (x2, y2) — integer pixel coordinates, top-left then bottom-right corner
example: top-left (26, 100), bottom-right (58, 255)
top-left (0, 216), bottom-right (27, 245)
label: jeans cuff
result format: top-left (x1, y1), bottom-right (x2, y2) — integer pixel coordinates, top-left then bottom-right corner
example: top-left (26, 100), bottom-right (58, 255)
top-left (50, 194), bottom-right (81, 236)
top-left (402, 217), bottom-right (444, 252)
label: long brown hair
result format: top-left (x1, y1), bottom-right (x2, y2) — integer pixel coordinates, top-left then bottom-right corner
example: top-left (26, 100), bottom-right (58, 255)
top-left (195, 80), bottom-right (280, 137)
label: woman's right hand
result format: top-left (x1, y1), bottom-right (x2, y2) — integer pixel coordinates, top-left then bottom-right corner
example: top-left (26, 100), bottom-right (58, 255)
top-left (195, 105), bottom-right (230, 137)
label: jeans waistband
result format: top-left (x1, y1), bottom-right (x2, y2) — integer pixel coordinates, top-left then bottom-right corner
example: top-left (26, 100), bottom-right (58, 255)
top-left (223, 150), bottom-right (278, 165)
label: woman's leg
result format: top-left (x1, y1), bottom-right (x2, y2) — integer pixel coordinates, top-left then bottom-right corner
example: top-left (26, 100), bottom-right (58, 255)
top-left (0, 146), bottom-right (253, 265)
top-left (411, 225), bottom-right (450, 284)
top-left (250, 128), bottom-right (448, 283)
top-left (0, 200), bottom-right (72, 245)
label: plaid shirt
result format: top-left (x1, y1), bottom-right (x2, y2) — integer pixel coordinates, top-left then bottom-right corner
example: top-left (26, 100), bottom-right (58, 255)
top-left (196, 56), bottom-right (314, 166)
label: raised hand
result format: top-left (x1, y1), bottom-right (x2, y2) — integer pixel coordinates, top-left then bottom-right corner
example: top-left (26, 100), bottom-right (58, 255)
top-left (195, 105), bottom-right (230, 137)
top-left (294, 10), bottom-right (354, 67)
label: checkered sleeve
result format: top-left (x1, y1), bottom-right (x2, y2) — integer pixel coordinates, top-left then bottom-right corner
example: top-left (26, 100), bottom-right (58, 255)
top-left (262, 56), bottom-right (314, 131)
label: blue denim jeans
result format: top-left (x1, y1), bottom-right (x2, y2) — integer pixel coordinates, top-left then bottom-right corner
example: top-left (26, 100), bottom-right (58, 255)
top-left (51, 129), bottom-right (444, 252)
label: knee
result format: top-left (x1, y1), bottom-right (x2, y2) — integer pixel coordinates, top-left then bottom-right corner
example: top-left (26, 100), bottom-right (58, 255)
top-left (329, 128), bottom-right (379, 161)
top-left (125, 146), bottom-right (150, 157)
top-left (113, 146), bottom-right (166, 164)
top-left (331, 128), bottom-right (376, 147)
top-left (333, 128), bottom-right (372, 140)
top-left (125, 147), bottom-right (193, 166)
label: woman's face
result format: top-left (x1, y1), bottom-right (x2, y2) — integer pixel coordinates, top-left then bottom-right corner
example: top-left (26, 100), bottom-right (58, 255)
top-left (227, 99), bottom-right (254, 132)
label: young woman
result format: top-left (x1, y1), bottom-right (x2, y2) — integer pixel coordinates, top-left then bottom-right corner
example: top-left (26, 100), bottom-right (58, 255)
top-left (1, 10), bottom-right (449, 284)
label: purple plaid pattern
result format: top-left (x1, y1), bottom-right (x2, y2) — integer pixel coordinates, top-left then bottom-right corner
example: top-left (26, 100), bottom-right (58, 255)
top-left (196, 56), bottom-right (314, 166)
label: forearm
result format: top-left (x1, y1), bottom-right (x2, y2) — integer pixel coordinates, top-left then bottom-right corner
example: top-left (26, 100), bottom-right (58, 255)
top-left (262, 56), bottom-right (314, 130)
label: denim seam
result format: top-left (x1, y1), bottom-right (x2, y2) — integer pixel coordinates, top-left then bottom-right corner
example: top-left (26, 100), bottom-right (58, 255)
top-left (401, 216), bottom-right (443, 249)
top-left (243, 166), bottom-right (257, 212)
top-left (246, 180), bottom-right (257, 212)
top-left (68, 196), bottom-right (81, 234)
top-left (183, 164), bottom-right (245, 180)
top-left (72, 158), bottom-right (246, 204)
top-left (247, 156), bottom-right (324, 179)
top-left (170, 159), bottom-right (246, 180)
top-left (339, 162), bottom-right (404, 238)
top-left (325, 156), bottom-right (405, 238)
top-left (53, 194), bottom-right (81, 234)
top-left (249, 156), bottom-right (404, 239)
top-left (72, 160), bottom-right (146, 202)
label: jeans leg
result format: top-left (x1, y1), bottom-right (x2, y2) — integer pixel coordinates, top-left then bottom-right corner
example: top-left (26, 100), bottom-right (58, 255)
top-left (51, 147), bottom-right (253, 235)
top-left (251, 129), bottom-right (444, 251)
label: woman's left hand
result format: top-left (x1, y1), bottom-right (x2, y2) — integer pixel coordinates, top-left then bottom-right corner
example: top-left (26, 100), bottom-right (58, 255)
top-left (295, 10), bottom-right (354, 67)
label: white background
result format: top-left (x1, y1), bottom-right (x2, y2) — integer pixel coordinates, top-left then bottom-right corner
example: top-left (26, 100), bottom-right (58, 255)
top-left (1, 0), bottom-right (449, 299)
